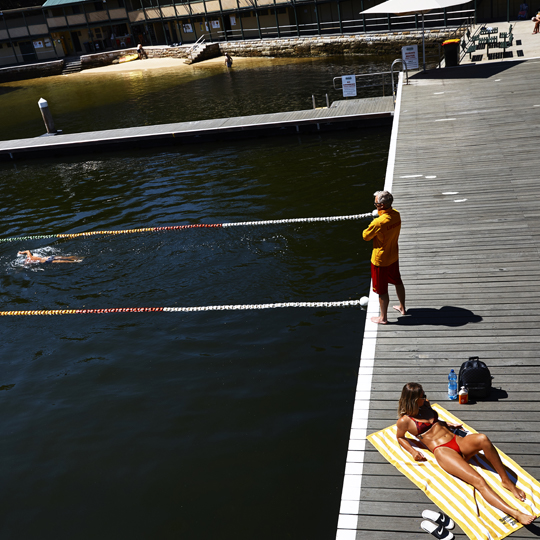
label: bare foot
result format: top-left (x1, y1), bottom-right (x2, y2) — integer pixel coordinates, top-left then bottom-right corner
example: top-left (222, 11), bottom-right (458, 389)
top-left (516, 511), bottom-right (536, 525)
top-left (371, 316), bottom-right (388, 324)
top-left (503, 481), bottom-right (526, 502)
top-left (393, 305), bottom-right (406, 315)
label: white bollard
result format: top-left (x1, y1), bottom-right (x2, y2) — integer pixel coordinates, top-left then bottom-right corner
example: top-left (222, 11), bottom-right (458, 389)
top-left (38, 98), bottom-right (56, 134)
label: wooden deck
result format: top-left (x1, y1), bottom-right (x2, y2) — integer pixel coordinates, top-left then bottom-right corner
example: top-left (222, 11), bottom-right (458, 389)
top-left (460, 19), bottom-right (536, 66)
top-left (0, 96), bottom-right (393, 161)
top-left (337, 59), bottom-right (540, 539)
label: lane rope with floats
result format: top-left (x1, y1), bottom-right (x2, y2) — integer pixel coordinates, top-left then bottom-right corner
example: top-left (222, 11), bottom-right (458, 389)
top-left (0, 212), bottom-right (376, 244)
top-left (0, 299), bottom-right (363, 317)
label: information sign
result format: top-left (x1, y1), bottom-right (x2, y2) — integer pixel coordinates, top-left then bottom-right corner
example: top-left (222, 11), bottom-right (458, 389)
top-left (342, 75), bottom-right (357, 98)
top-left (401, 45), bottom-right (419, 70)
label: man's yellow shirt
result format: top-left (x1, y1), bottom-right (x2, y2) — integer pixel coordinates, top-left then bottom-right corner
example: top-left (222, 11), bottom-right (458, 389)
top-left (362, 208), bottom-right (401, 267)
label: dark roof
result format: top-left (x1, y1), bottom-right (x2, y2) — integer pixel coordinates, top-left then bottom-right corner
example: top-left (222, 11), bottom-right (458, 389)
top-left (0, 0), bottom-right (44, 9)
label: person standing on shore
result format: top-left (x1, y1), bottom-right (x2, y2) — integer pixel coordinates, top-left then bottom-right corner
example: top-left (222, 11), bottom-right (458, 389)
top-left (362, 190), bottom-right (406, 324)
top-left (137, 43), bottom-right (147, 59)
top-left (224, 53), bottom-right (233, 68)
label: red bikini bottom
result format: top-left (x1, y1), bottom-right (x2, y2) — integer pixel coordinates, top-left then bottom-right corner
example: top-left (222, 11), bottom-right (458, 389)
top-left (433, 434), bottom-right (463, 457)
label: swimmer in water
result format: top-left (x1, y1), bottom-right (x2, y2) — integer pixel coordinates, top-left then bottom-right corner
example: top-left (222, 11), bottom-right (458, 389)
top-left (18, 250), bottom-right (83, 264)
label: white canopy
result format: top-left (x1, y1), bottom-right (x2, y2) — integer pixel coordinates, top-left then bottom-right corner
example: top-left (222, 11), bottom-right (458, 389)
top-left (360, 0), bottom-right (472, 70)
top-left (361, 0), bottom-right (471, 15)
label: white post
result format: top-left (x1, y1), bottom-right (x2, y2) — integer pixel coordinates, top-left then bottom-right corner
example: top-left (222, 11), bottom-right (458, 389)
top-left (38, 98), bottom-right (57, 134)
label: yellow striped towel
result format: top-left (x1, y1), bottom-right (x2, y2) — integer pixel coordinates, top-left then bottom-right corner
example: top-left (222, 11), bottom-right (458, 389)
top-left (367, 404), bottom-right (540, 540)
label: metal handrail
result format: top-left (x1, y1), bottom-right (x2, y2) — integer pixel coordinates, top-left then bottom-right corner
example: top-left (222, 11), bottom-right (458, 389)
top-left (391, 59), bottom-right (409, 105)
top-left (332, 70), bottom-right (399, 98)
top-left (332, 60), bottom-right (408, 109)
top-left (188, 35), bottom-right (206, 60)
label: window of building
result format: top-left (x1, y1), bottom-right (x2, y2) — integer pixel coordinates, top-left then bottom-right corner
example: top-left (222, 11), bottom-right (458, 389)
top-left (94, 2), bottom-right (104, 11)
top-left (72, 5), bottom-right (81, 13)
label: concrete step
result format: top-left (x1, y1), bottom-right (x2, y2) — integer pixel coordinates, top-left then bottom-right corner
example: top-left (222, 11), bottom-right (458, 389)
top-left (62, 60), bottom-right (82, 75)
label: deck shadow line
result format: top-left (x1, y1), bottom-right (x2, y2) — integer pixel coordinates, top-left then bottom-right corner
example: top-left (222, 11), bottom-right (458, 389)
top-left (395, 306), bottom-right (483, 327)
top-left (410, 61), bottom-right (525, 80)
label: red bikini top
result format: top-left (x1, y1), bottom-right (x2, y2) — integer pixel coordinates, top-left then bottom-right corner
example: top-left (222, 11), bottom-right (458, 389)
top-left (409, 410), bottom-right (439, 435)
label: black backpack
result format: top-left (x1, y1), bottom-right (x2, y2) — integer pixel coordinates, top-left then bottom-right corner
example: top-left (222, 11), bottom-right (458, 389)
top-left (458, 357), bottom-right (492, 399)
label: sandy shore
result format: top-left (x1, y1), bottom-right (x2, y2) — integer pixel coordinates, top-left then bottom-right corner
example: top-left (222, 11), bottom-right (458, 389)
top-left (79, 54), bottom-right (314, 75)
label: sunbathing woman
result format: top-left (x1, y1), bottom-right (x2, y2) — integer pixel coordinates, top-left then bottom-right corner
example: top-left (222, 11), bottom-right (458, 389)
top-left (533, 11), bottom-right (540, 33)
top-left (396, 383), bottom-right (535, 525)
top-left (18, 250), bottom-right (82, 264)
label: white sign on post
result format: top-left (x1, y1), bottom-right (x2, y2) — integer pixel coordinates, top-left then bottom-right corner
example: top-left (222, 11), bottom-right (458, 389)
top-left (342, 75), bottom-right (357, 98)
top-left (401, 45), bottom-right (419, 70)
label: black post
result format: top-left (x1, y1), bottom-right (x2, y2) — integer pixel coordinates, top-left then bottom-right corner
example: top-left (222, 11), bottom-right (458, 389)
top-left (218, 0), bottom-right (227, 40)
top-left (292, 0), bottom-right (300, 36)
top-left (2, 12), bottom-right (20, 64)
top-left (314, 2), bottom-right (321, 34)
top-left (273, 0), bottom-right (280, 37)
top-left (252, 0), bottom-right (262, 39)
top-left (203, 0), bottom-right (213, 41)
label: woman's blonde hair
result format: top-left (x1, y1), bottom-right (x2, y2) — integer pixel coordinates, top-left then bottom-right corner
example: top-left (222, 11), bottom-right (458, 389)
top-left (398, 382), bottom-right (424, 418)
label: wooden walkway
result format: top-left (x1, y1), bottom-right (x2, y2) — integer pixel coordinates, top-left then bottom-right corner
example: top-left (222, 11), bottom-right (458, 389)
top-left (337, 59), bottom-right (540, 539)
top-left (0, 96), bottom-right (393, 161)
top-left (460, 19), bottom-right (536, 65)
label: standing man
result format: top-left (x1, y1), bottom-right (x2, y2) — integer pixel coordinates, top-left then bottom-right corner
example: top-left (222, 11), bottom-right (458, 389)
top-left (362, 190), bottom-right (406, 324)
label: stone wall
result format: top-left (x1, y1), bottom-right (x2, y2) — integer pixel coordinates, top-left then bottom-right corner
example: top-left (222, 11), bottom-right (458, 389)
top-left (80, 31), bottom-right (459, 69)
top-left (80, 45), bottom-right (193, 69)
top-left (0, 59), bottom-right (63, 83)
top-left (77, 45), bottom-right (195, 70)
top-left (219, 31), bottom-right (459, 58)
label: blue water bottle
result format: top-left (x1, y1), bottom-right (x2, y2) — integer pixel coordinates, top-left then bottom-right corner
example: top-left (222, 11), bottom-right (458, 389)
top-left (448, 369), bottom-right (458, 400)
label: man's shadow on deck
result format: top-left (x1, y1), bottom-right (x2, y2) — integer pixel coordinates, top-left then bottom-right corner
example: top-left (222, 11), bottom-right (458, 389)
top-left (396, 306), bottom-right (482, 327)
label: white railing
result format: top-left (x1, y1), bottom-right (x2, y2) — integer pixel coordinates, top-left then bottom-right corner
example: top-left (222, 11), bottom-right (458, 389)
top-left (188, 35), bottom-right (206, 60)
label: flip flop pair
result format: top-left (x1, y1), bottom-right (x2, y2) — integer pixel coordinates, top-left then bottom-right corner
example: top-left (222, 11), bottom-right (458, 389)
top-left (421, 510), bottom-right (455, 540)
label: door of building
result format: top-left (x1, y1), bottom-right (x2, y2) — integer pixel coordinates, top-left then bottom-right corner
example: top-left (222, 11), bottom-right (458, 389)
top-left (71, 31), bottom-right (82, 52)
top-left (19, 41), bottom-right (37, 63)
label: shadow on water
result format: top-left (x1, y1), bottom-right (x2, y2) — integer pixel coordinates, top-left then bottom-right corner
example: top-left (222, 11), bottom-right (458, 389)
top-left (395, 306), bottom-right (483, 327)
top-left (0, 86), bottom-right (22, 96)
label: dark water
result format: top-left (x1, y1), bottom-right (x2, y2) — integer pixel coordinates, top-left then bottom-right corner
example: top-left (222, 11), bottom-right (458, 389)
top-left (0, 58), bottom-right (390, 540)
top-left (0, 55), bottom-right (396, 140)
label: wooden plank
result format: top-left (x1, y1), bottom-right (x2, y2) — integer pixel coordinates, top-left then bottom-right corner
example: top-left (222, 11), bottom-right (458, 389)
top-left (346, 56), bottom-right (540, 539)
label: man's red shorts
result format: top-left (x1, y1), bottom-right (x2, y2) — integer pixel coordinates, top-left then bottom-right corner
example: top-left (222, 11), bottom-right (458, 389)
top-left (371, 260), bottom-right (403, 296)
